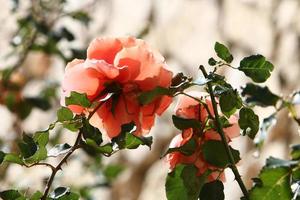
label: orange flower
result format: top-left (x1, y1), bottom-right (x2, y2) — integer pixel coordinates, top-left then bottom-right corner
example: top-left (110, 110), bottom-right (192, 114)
top-left (167, 91), bottom-right (240, 182)
top-left (61, 37), bottom-right (173, 138)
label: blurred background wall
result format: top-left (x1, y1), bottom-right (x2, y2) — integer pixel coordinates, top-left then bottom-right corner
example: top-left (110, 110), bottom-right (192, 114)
top-left (0, 0), bottom-right (300, 199)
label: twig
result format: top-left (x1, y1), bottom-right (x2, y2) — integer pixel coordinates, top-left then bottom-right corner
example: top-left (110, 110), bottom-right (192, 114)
top-left (41, 132), bottom-right (82, 200)
top-left (199, 65), bottom-right (249, 199)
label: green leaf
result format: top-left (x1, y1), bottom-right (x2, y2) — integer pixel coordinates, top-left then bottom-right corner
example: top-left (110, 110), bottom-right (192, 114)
top-left (30, 191), bottom-right (43, 200)
top-left (219, 89), bottom-right (242, 117)
top-left (112, 123), bottom-right (153, 149)
top-left (104, 164), bottom-right (125, 182)
top-left (208, 57), bottom-right (217, 66)
top-left (65, 91), bottom-right (91, 107)
top-left (33, 131), bottom-right (49, 147)
top-left (202, 140), bottom-right (240, 168)
top-left (199, 180), bottom-right (224, 200)
top-left (0, 190), bottom-right (24, 200)
top-left (241, 83), bottom-right (280, 107)
top-left (266, 157), bottom-right (298, 168)
top-left (0, 151), bottom-right (5, 164)
top-left (138, 86), bottom-right (171, 105)
top-left (85, 139), bottom-right (113, 155)
top-left (4, 153), bottom-right (24, 165)
top-left (172, 115), bottom-right (201, 130)
top-left (57, 107), bottom-right (73, 122)
top-left (239, 55), bottom-right (274, 83)
top-left (25, 146), bottom-right (47, 163)
top-left (56, 192), bottom-right (79, 200)
top-left (18, 133), bottom-right (37, 158)
top-left (25, 97), bottom-right (51, 111)
top-left (214, 42), bottom-right (233, 63)
top-left (238, 108), bottom-right (259, 139)
top-left (82, 118), bottom-right (102, 145)
top-left (63, 116), bottom-right (83, 132)
top-left (249, 167), bottom-right (292, 200)
top-left (291, 144), bottom-right (300, 160)
top-left (50, 187), bottom-right (70, 199)
top-left (165, 165), bottom-right (210, 200)
top-left (48, 143), bottom-right (71, 157)
top-left (163, 138), bottom-right (197, 157)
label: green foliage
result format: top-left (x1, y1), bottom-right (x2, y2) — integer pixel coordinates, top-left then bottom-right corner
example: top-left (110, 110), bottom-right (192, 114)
top-left (199, 180), bottom-right (225, 200)
top-left (82, 118), bottom-right (102, 145)
top-left (57, 107), bottom-right (73, 122)
top-left (172, 115), bottom-right (201, 130)
top-left (249, 167), bottom-right (292, 200)
top-left (241, 83), bottom-right (280, 107)
top-left (165, 165), bottom-right (210, 200)
top-left (3, 153), bottom-right (24, 165)
top-left (163, 138), bottom-right (197, 157)
top-left (65, 91), bottom-right (91, 107)
top-left (104, 164), bottom-right (125, 182)
top-left (49, 187), bottom-right (79, 199)
top-left (0, 190), bottom-right (25, 200)
top-left (238, 108), bottom-right (259, 139)
top-left (291, 144), bottom-right (300, 160)
top-left (214, 42), bottom-right (233, 63)
top-left (239, 55), bottom-right (274, 83)
top-left (219, 89), bottom-right (242, 117)
top-left (208, 57), bottom-right (217, 66)
top-left (138, 86), bottom-right (171, 105)
top-left (202, 140), bottom-right (240, 168)
top-left (112, 122), bottom-right (153, 149)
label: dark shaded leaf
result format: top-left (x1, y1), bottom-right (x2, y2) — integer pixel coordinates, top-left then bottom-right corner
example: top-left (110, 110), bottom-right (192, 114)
top-left (238, 108), bottom-right (259, 139)
top-left (241, 83), bottom-right (280, 107)
top-left (291, 144), bottom-right (300, 160)
top-left (202, 140), bottom-right (240, 168)
top-left (112, 123), bottom-right (153, 149)
top-left (208, 57), bottom-right (217, 66)
top-left (214, 42), bottom-right (233, 63)
top-left (25, 97), bottom-right (51, 110)
top-left (85, 139), bottom-right (113, 155)
top-left (239, 55), bottom-right (274, 83)
top-left (165, 165), bottom-right (210, 200)
top-left (138, 86), bottom-right (171, 105)
top-left (0, 190), bottom-right (24, 200)
top-left (18, 133), bottom-right (37, 158)
top-left (172, 115), bottom-right (201, 130)
top-left (199, 180), bottom-right (224, 200)
top-left (266, 157), bottom-right (298, 168)
top-left (219, 89), bottom-right (242, 117)
top-left (50, 187), bottom-right (70, 199)
top-left (163, 138), bottom-right (197, 157)
top-left (82, 118), bottom-right (103, 145)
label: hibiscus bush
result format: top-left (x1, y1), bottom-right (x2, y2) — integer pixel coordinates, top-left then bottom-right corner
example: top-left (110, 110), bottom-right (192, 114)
top-left (1, 2), bottom-right (300, 200)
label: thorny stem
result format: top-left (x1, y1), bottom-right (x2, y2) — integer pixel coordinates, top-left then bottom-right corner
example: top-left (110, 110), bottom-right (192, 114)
top-left (41, 132), bottom-right (82, 200)
top-left (199, 65), bottom-right (249, 199)
top-left (41, 108), bottom-right (99, 199)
